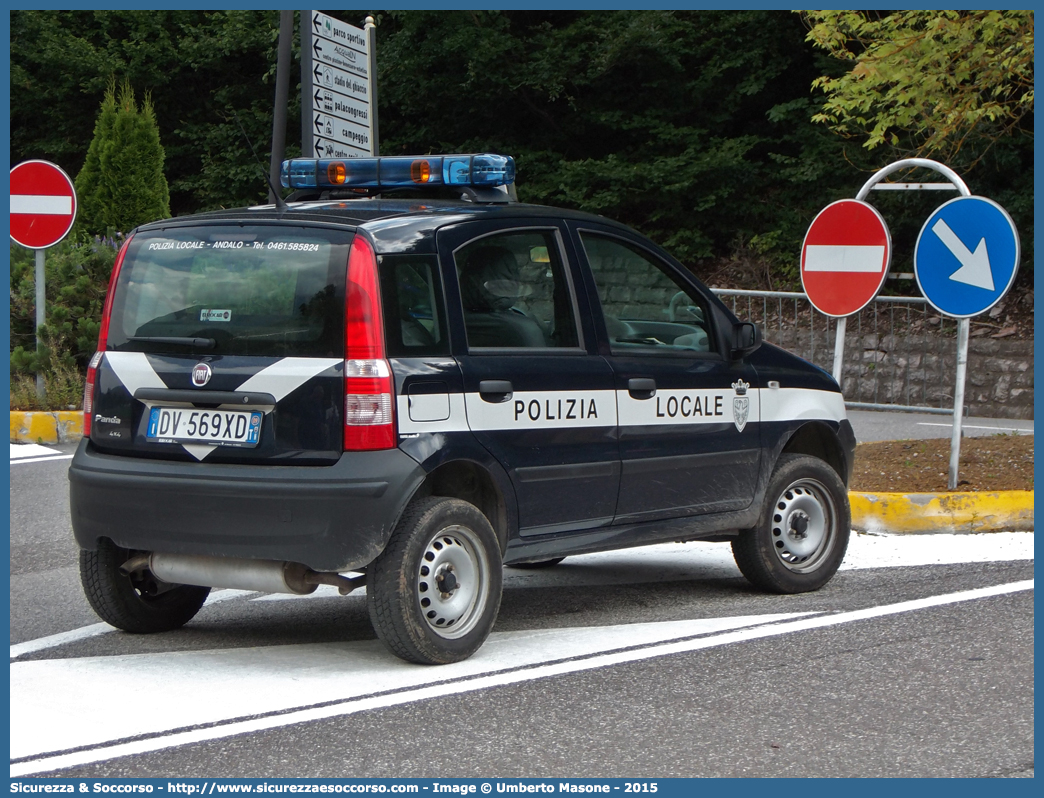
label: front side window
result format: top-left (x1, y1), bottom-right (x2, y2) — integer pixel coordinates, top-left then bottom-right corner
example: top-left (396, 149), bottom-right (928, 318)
top-left (454, 230), bottom-right (580, 349)
top-left (580, 233), bottom-right (715, 355)
top-left (108, 226), bottom-right (351, 358)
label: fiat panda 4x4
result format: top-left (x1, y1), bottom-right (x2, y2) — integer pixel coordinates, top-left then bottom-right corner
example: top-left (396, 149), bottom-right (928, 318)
top-left (70, 153), bottom-right (856, 664)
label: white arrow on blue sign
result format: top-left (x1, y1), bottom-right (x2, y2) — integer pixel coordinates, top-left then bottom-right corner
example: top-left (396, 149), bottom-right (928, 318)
top-left (914, 195), bottom-right (1020, 318)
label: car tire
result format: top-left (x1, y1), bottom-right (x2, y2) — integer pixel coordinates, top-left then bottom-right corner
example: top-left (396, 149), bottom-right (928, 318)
top-left (732, 454), bottom-right (850, 594)
top-left (79, 538), bottom-right (211, 633)
top-left (368, 496), bottom-right (503, 664)
top-left (507, 557), bottom-right (566, 569)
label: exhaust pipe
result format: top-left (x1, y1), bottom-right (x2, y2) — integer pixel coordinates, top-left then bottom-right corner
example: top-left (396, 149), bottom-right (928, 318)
top-left (122, 553), bottom-right (364, 596)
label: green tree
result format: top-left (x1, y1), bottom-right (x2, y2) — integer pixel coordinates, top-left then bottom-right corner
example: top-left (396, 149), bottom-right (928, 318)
top-left (75, 80), bottom-right (171, 234)
top-left (803, 11), bottom-right (1034, 161)
top-left (375, 10), bottom-right (862, 280)
top-left (11, 10), bottom-right (292, 215)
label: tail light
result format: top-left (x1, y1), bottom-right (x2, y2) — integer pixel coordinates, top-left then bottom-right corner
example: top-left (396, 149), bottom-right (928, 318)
top-left (343, 234), bottom-right (396, 450)
top-left (83, 235), bottom-right (133, 438)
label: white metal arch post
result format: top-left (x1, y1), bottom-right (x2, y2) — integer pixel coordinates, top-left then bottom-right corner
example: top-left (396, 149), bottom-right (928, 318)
top-left (842, 158), bottom-right (972, 490)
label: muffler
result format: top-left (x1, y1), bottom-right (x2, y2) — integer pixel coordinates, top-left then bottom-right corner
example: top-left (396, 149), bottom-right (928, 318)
top-left (121, 552), bottom-right (363, 596)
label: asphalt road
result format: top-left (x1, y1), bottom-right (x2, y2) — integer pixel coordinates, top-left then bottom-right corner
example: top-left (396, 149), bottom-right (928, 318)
top-left (8, 434), bottom-right (1034, 779)
top-left (846, 408), bottom-right (1033, 443)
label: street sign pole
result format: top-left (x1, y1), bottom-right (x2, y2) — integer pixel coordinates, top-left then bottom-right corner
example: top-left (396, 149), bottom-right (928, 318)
top-left (366, 15), bottom-right (379, 156)
top-left (301, 15), bottom-right (313, 159)
top-left (950, 319), bottom-right (970, 489)
top-left (10, 160), bottom-right (79, 403)
top-left (831, 316), bottom-right (845, 385)
top-left (35, 250), bottom-right (46, 400)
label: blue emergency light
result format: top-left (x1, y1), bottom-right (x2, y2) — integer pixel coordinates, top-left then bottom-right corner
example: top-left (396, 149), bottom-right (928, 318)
top-left (280, 154), bottom-right (515, 191)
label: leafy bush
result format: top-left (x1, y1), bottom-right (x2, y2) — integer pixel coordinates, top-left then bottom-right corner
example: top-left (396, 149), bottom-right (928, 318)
top-left (9, 237), bottom-right (120, 408)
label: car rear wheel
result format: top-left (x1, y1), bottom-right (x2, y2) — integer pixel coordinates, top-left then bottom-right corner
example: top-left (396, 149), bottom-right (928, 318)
top-left (368, 497), bottom-right (503, 664)
top-left (79, 538), bottom-right (211, 633)
top-left (732, 454), bottom-right (850, 594)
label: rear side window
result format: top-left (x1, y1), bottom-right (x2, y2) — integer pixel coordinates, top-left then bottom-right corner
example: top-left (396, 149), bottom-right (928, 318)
top-left (453, 229), bottom-right (580, 350)
top-left (107, 226), bottom-right (352, 358)
top-left (379, 254), bottom-right (450, 357)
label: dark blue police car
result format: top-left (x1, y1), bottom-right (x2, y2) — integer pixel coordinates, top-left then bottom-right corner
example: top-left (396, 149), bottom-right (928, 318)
top-left (69, 153), bottom-right (856, 664)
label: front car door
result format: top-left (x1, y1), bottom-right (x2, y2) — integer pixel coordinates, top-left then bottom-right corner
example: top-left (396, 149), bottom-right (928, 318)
top-left (437, 220), bottom-right (620, 537)
top-left (570, 224), bottom-right (761, 524)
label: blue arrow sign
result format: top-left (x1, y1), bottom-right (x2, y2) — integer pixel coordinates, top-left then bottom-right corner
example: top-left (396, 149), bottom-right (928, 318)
top-left (914, 196), bottom-right (1020, 318)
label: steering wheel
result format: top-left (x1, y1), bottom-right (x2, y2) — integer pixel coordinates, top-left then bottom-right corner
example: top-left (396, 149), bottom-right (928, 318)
top-left (669, 290), bottom-right (704, 323)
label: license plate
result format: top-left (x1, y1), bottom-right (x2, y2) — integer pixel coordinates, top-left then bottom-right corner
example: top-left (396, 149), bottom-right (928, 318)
top-left (147, 407), bottom-right (263, 447)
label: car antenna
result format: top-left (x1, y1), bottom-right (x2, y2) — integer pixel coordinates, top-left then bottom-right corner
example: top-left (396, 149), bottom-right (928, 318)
top-left (231, 109), bottom-right (290, 214)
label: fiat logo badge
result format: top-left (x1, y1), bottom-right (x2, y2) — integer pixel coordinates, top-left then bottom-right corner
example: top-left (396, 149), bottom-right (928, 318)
top-left (191, 363), bottom-right (212, 387)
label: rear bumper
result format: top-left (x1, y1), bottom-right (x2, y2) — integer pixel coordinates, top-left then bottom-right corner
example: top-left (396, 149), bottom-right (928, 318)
top-left (68, 440), bottom-right (426, 571)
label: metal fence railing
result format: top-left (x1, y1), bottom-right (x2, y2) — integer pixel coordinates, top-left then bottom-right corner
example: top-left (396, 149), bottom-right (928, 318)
top-left (712, 288), bottom-right (959, 414)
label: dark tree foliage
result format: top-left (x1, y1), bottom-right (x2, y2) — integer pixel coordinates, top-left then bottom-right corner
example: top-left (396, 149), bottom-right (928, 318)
top-left (10, 10), bottom-right (298, 217)
top-left (10, 9), bottom-right (1032, 285)
top-left (374, 10), bottom-right (875, 278)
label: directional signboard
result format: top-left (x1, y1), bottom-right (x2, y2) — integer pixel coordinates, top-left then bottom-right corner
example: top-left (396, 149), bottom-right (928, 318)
top-left (801, 199), bottom-right (891, 317)
top-left (10, 160), bottom-right (77, 249)
top-left (303, 12), bottom-right (374, 158)
top-left (914, 196), bottom-right (1020, 318)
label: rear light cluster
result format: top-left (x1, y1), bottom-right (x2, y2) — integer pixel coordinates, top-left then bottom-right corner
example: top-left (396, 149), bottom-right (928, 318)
top-left (343, 235), bottom-right (396, 451)
top-left (83, 235), bottom-right (133, 438)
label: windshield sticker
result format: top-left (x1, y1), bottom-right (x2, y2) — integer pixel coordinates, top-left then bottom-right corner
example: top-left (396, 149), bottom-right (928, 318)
top-left (146, 240), bottom-right (320, 252)
top-left (200, 309), bottom-right (232, 323)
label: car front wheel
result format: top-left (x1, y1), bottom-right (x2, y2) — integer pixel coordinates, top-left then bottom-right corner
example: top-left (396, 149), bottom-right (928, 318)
top-left (732, 454), bottom-right (850, 593)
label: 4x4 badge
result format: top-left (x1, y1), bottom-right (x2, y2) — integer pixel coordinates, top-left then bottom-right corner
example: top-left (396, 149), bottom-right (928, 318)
top-left (732, 379), bottom-right (750, 433)
top-left (192, 363), bottom-right (212, 387)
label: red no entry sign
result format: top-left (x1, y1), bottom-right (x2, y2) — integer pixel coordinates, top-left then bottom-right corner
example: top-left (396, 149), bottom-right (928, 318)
top-left (801, 199), bottom-right (891, 317)
top-left (10, 160), bottom-right (78, 249)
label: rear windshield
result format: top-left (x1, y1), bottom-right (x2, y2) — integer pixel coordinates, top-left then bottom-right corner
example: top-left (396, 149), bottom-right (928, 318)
top-left (107, 225), bottom-right (351, 357)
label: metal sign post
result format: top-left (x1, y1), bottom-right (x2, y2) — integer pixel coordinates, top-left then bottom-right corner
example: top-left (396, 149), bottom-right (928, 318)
top-left (913, 191), bottom-right (1021, 489)
top-left (10, 160), bottom-right (79, 402)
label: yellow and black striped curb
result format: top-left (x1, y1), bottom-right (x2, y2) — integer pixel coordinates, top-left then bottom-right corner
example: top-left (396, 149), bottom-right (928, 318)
top-left (10, 410), bottom-right (83, 444)
top-left (850, 491), bottom-right (1034, 534)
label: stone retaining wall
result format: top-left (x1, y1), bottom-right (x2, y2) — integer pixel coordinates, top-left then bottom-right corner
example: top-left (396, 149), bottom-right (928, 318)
top-left (769, 329), bottom-right (1033, 420)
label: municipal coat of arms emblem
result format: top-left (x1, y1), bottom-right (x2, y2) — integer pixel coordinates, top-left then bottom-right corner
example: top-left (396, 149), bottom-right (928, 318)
top-left (732, 379), bottom-right (750, 433)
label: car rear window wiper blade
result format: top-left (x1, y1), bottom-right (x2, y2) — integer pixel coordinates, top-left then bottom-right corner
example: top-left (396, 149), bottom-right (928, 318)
top-left (128, 336), bottom-right (216, 349)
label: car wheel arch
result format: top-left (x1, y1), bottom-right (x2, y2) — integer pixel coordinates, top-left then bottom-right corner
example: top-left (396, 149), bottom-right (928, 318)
top-left (778, 421), bottom-right (849, 487)
top-left (407, 459), bottom-right (512, 555)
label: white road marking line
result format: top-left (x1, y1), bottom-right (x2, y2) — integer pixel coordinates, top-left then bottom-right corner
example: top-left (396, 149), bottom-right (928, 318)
top-left (915, 422), bottom-right (1032, 433)
top-left (9, 623), bottom-right (115, 660)
top-left (10, 612), bottom-right (815, 767)
top-left (10, 454), bottom-right (75, 465)
top-left (9, 590), bottom-right (258, 661)
top-left (11, 579), bottom-right (1032, 776)
top-left (10, 443), bottom-right (63, 459)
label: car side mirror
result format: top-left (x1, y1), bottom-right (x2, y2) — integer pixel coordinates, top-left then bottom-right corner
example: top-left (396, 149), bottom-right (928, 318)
top-left (732, 321), bottom-right (762, 359)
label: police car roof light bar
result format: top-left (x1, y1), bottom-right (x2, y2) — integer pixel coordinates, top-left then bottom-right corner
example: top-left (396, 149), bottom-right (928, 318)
top-left (280, 154), bottom-right (516, 191)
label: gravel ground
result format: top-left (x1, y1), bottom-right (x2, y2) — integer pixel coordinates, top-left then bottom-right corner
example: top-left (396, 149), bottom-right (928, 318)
top-left (850, 434), bottom-right (1034, 492)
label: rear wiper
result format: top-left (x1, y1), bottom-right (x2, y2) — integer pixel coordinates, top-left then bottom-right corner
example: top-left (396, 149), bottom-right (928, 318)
top-left (128, 336), bottom-right (216, 349)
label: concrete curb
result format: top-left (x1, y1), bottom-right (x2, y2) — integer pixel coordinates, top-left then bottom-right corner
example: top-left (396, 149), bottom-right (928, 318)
top-left (10, 410), bottom-right (83, 444)
top-left (850, 490), bottom-right (1034, 534)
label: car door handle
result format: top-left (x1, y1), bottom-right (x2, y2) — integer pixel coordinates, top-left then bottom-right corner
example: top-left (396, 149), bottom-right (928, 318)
top-left (479, 380), bottom-right (514, 403)
top-left (627, 378), bottom-right (656, 400)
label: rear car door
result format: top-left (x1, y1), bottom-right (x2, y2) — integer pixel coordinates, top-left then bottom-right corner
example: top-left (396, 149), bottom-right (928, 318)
top-left (570, 224), bottom-right (761, 524)
top-left (437, 220), bottom-right (620, 536)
